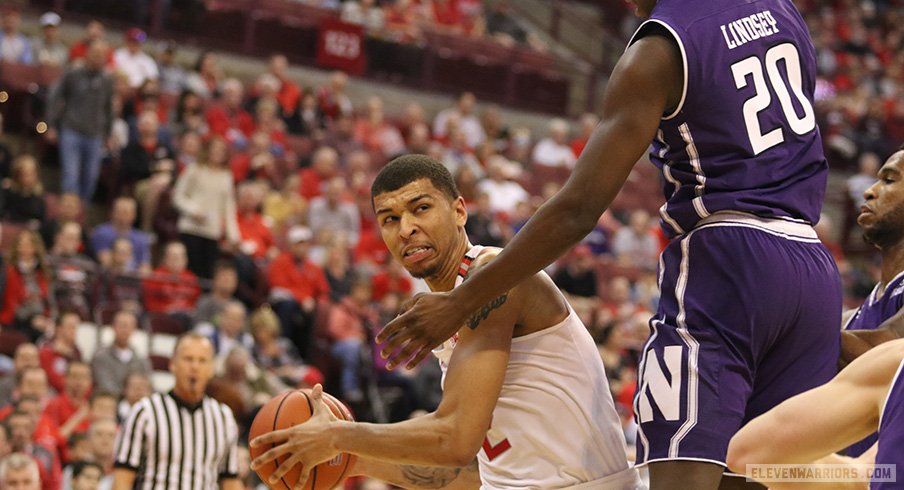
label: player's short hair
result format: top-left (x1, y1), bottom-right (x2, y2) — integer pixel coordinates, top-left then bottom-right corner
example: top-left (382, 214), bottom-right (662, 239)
top-left (371, 154), bottom-right (460, 206)
top-left (0, 452), bottom-right (39, 484)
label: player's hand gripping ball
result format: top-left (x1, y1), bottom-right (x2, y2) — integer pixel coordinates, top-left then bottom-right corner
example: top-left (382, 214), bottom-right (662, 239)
top-left (249, 387), bottom-right (357, 490)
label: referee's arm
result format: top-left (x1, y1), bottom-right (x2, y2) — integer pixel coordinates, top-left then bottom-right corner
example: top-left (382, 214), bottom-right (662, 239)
top-left (219, 404), bottom-right (242, 490)
top-left (113, 398), bottom-right (149, 490)
top-left (113, 468), bottom-right (138, 490)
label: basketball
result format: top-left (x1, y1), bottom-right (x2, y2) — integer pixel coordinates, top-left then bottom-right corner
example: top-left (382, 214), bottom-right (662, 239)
top-left (249, 389), bottom-right (358, 490)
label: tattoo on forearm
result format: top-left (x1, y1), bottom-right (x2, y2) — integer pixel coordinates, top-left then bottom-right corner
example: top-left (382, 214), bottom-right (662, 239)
top-left (465, 293), bottom-right (508, 330)
top-left (399, 465), bottom-right (462, 489)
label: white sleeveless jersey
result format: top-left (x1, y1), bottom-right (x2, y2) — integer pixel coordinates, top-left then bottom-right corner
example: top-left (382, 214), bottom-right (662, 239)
top-left (433, 245), bottom-right (644, 490)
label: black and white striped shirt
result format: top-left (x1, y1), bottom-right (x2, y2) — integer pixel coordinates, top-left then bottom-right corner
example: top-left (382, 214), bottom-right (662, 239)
top-left (114, 391), bottom-right (240, 490)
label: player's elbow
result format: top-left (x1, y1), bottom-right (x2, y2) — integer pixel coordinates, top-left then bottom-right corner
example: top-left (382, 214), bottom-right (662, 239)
top-left (440, 431), bottom-right (481, 467)
top-left (445, 442), bottom-right (480, 468)
top-left (727, 426), bottom-right (780, 475)
top-left (548, 192), bottom-right (600, 241)
top-left (726, 435), bottom-right (756, 476)
top-left (433, 420), bottom-right (482, 467)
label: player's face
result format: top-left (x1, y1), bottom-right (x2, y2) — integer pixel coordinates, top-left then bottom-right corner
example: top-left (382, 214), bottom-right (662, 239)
top-left (627, 0), bottom-right (657, 18)
top-left (374, 179), bottom-right (468, 280)
top-left (860, 151), bottom-right (904, 249)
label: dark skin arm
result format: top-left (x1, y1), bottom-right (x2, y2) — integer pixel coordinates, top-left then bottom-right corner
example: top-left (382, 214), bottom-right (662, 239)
top-left (377, 30), bottom-right (683, 369)
top-left (839, 307), bottom-right (904, 368)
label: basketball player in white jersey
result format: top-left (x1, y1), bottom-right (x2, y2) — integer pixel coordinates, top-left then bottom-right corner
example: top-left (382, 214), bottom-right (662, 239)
top-left (250, 155), bottom-right (644, 490)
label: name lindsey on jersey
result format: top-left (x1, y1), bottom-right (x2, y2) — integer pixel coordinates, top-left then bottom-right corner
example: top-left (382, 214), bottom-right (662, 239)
top-left (720, 10), bottom-right (779, 50)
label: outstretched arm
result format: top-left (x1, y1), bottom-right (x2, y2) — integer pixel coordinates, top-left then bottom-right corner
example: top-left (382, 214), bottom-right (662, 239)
top-left (377, 28), bottom-right (683, 369)
top-left (728, 339), bottom-right (904, 489)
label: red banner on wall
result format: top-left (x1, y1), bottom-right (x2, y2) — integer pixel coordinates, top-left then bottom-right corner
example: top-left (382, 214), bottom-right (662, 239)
top-left (317, 19), bottom-right (367, 76)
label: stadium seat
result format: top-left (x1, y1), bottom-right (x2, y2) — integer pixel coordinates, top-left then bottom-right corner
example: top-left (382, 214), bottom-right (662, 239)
top-left (92, 302), bottom-right (121, 328)
top-left (149, 354), bottom-right (171, 371)
top-left (149, 332), bottom-right (178, 357)
top-left (75, 322), bottom-right (99, 360)
top-left (147, 312), bottom-right (190, 335)
top-left (150, 371), bottom-right (175, 392)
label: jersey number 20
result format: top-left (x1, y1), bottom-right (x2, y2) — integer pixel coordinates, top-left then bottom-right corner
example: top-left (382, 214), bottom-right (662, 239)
top-left (730, 43), bottom-right (816, 155)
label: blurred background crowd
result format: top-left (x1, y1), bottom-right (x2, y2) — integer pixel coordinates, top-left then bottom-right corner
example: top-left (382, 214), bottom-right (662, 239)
top-left (0, 0), bottom-right (901, 488)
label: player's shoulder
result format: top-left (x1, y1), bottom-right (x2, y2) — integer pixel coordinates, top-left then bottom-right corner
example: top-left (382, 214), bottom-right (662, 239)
top-left (468, 247), bottom-right (544, 286)
top-left (469, 246), bottom-right (501, 270)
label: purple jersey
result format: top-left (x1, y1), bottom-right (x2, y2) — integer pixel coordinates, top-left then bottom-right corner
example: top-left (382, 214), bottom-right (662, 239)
top-left (872, 360), bottom-right (904, 490)
top-left (845, 272), bottom-right (904, 332)
top-left (844, 272), bottom-right (904, 456)
top-left (628, 0), bottom-right (827, 237)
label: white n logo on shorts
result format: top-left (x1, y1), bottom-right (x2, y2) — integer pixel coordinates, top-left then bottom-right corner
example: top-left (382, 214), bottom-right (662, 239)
top-left (638, 345), bottom-right (683, 423)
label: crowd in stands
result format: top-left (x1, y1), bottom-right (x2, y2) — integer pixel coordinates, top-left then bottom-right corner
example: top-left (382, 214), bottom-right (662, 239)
top-left (265, 0), bottom-right (547, 51)
top-left (0, 0), bottom-right (899, 488)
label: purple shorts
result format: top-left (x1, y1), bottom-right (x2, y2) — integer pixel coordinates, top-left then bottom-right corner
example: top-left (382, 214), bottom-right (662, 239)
top-left (633, 214), bottom-right (841, 467)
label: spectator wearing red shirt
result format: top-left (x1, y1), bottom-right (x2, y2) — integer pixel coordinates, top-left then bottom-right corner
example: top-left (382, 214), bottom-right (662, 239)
top-left (205, 78), bottom-right (254, 146)
top-left (235, 183), bottom-right (275, 260)
top-left (267, 226), bottom-right (330, 359)
top-left (0, 343), bottom-right (39, 409)
top-left (298, 146), bottom-right (339, 200)
top-left (6, 410), bottom-right (62, 490)
top-left (37, 311), bottom-right (82, 394)
top-left (371, 259), bottom-right (413, 302)
top-left (353, 96), bottom-right (406, 161)
top-left (252, 97), bottom-right (287, 151)
top-left (0, 230), bottom-right (52, 342)
top-left (327, 281), bottom-right (376, 401)
top-left (317, 71), bottom-right (354, 121)
top-left (431, 0), bottom-right (462, 31)
top-left (230, 131), bottom-right (277, 184)
top-left (384, 0), bottom-right (422, 42)
top-left (353, 226), bottom-right (390, 267)
top-left (268, 54), bottom-right (302, 116)
top-left (34, 361), bottom-right (94, 461)
top-left (142, 241), bottom-right (201, 318)
top-left (68, 20), bottom-right (113, 66)
top-left (0, 368), bottom-right (50, 422)
top-left (234, 183), bottom-right (276, 305)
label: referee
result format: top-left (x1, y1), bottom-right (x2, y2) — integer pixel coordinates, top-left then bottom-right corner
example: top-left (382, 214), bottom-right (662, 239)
top-left (112, 333), bottom-right (242, 490)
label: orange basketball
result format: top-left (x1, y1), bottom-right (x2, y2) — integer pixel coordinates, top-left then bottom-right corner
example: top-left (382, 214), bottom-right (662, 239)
top-left (249, 390), bottom-right (357, 490)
